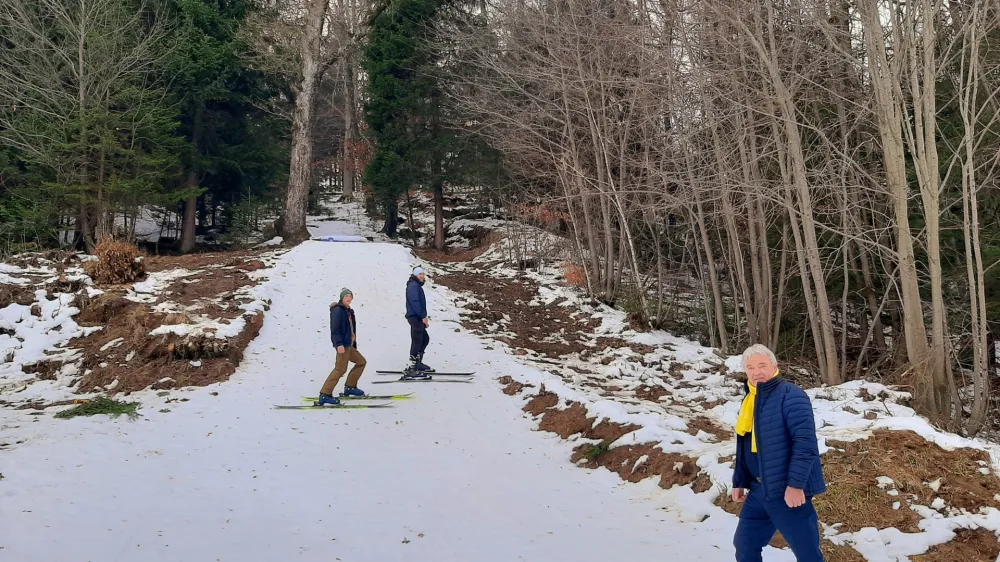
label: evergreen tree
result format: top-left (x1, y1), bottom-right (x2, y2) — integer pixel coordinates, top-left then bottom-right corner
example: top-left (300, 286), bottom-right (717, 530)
top-left (363, 0), bottom-right (489, 246)
top-left (165, 0), bottom-right (288, 252)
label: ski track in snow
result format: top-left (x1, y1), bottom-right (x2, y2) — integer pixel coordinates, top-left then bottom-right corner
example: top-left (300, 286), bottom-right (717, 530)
top-left (0, 219), bottom-right (741, 561)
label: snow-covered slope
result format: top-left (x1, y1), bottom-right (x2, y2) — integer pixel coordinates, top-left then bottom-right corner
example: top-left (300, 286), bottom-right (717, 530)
top-left (0, 219), bottom-right (737, 561)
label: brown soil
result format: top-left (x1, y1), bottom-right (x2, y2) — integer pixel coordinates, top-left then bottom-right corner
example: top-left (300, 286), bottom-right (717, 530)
top-left (498, 375), bottom-right (531, 395)
top-left (162, 267), bottom-right (257, 317)
top-left (76, 312), bottom-right (263, 393)
top-left (634, 385), bottom-right (671, 402)
top-left (686, 417), bottom-right (730, 442)
top-left (572, 442), bottom-right (700, 489)
top-left (588, 419), bottom-right (639, 442)
top-left (74, 292), bottom-right (134, 324)
top-left (414, 244), bottom-right (493, 264)
top-left (434, 271), bottom-right (601, 359)
top-left (525, 391), bottom-right (639, 443)
top-left (21, 360), bottom-right (61, 381)
top-left (143, 250), bottom-right (269, 273)
top-left (0, 283), bottom-right (39, 308)
top-left (538, 402), bottom-right (593, 438)
top-left (692, 473), bottom-right (714, 493)
top-left (819, 430), bottom-right (1000, 533)
top-left (822, 543), bottom-right (866, 562)
top-left (910, 529), bottom-right (1000, 562)
top-left (523, 390), bottom-right (559, 415)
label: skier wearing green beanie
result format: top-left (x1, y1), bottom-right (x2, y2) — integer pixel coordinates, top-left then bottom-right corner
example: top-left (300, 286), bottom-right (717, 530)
top-left (317, 287), bottom-right (367, 405)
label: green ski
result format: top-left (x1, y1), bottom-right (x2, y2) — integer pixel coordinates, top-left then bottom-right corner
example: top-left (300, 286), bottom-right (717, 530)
top-left (274, 402), bottom-right (394, 410)
top-left (300, 393), bottom-right (414, 402)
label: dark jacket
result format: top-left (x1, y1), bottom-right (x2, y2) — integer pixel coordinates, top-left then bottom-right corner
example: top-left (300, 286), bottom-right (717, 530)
top-left (329, 303), bottom-right (356, 349)
top-left (405, 276), bottom-right (427, 319)
top-left (732, 378), bottom-right (826, 501)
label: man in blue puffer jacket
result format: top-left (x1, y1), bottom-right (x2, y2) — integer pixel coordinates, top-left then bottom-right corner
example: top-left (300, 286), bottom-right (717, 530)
top-left (405, 267), bottom-right (432, 376)
top-left (731, 344), bottom-right (826, 562)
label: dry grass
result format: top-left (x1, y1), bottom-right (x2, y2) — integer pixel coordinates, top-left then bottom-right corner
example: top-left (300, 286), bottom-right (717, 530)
top-left (563, 262), bottom-right (587, 288)
top-left (84, 239), bottom-right (145, 285)
top-left (910, 529), bottom-right (1000, 561)
top-left (819, 430), bottom-right (1000, 533)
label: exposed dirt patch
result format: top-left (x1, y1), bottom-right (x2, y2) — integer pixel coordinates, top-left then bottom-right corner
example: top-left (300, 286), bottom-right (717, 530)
top-left (162, 267), bottom-right (257, 318)
top-left (523, 390), bottom-right (559, 415)
top-left (538, 402), bottom-right (592, 438)
top-left (21, 360), bottom-right (62, 381)
top-left (634, 385), bottom-right (671, 402)
top-left (498, 375), bottom-right (530, 395)
top-left (143, 250), bottom-right (269, 273)
top-left (822, 543), bottom-right (866, 562)
top-left (910, 528), bottom-right (1000, 561)
top-left (76, 312), bottom-right (263, 393)
top-left (435, 271), bottom-right (599, 359)
top-left (572, 442), bottom-right (700, 489)
top-left (414, 244), bottom-right (493, 264)
top-left (526, 391), bottom-right (640, 444)
top-left (692, 473), bottom-right (714, 493)
top-left (819, 430), bottom-right (1000, 534)
top-left (75, 292), bottom-right (135, 324)
top-left (0, 283), bottom-right (39, 308)
top-left (588, 419), bottom-right (640, 442)
top-left (686, 417), bottom-right (730, 442)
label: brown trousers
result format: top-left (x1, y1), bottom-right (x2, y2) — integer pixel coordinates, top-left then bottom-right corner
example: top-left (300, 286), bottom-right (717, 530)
top-left (320, 348), bottom-right (367, 395)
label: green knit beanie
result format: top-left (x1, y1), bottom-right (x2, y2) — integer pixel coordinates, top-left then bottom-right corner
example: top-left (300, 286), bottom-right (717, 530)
top-left (340, 288), bottom-right (353, 302)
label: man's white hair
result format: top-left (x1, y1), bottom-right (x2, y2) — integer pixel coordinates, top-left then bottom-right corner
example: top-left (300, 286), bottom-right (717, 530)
top-left (741, 344), bottom-right (777, 371)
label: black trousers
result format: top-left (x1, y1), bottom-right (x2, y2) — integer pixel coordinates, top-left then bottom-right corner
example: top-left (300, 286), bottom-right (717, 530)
top-left (407, 316), bottom-right (429, 358)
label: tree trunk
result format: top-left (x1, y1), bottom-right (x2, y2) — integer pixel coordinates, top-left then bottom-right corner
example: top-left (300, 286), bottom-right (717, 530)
top-left (692, 196), bottom-right (729, 354)
top-left (433, 182), bottom-right (445, 251)
top-left (281, 0), bottom-right (330, 244)
top-left (179, 99), bottom-right (204, 254)
top-left (342, 58), bottom-right (356, 200)
top-left (859, 0), bottom-right (933, 411)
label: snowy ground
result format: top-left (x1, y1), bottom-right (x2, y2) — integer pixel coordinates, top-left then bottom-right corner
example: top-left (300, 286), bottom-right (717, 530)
top-left (6, 202), bottom-right (1000, 561)
top-left (0, 218), bottom-right (736, 561)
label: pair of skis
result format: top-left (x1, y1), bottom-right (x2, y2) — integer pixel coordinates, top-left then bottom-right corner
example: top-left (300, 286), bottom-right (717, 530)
top-left (274, 392), bottom-right (412, 410)
top-left (273, 370), bottom-right (475, 410)
top-left (370, 370), bottom-right (475, 385)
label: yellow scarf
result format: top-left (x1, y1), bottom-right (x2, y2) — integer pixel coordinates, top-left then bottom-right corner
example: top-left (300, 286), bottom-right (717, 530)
top-left (735, 370), bottom-right (779, 453)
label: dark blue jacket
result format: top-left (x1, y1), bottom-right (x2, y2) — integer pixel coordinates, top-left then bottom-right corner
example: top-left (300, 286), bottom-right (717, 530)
top-left (732, 378), bottom-right (826, 501)
top-left (329, 303), bottom-right (356, 349)
top-left (405, 276), bottom-right (427, 319)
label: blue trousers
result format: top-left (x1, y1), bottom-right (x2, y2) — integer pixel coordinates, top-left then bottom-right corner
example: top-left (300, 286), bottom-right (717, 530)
top-left (734, 484), bottom-right (823, 562)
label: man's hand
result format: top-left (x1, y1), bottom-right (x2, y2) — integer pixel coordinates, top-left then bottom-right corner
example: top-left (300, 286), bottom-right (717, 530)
top-left (423, 318), bottom-right (430, 328)
top-left (785, 487), bottom-right (805, 508)
top-left (732, 488), bottom-right (747, 502)
top-left (337, 345), bottom-right (346, 354)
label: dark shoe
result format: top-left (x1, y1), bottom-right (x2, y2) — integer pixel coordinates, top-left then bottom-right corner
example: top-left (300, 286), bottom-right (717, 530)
top-left (316, 393), bottom-right (341, 406)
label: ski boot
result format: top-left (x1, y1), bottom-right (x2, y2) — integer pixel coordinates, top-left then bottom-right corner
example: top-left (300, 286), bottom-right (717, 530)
top-left (403, 357), bottom-right (432, 380)
top-left (341, 386), bottom-right (366, 397)
top-left (316, 393), bottom-right (341, 406)
top-left (414, 354), bottom-right (434, 373)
